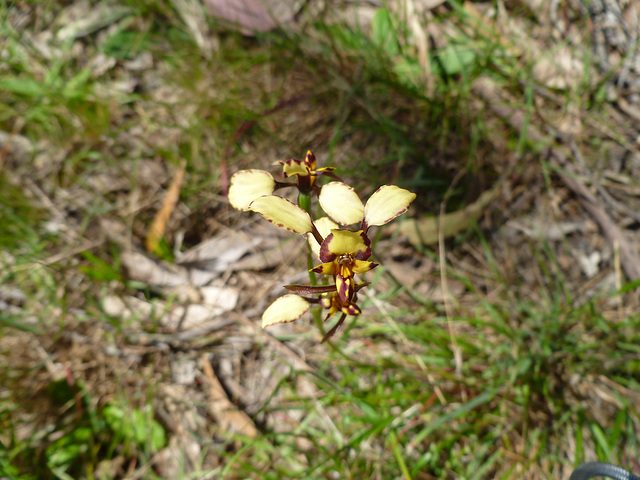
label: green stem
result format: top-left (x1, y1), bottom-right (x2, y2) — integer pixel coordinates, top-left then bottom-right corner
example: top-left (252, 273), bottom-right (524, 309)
top-left (298, 192), bottom-right (318, 286)
top-left (297, 191), bottom-right (311, 214)
top-left (298, 191), bottom-right (323, 333)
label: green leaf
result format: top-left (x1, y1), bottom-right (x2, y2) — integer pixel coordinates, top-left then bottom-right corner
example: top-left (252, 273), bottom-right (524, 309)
top-left (0, 313), bottom-right (37, 333)
top-left (100, 30), bottom-right (150, 60)
top-left (79, 251), bottom-right (122, 282)
top-left (0, 78), bottom-right (45, 97)
top-left (63, 68), bottom-right (92, 99)
top-left (393, 58), bottom-right (422, 88)
top-left (370, 8), bottom-right (399, 57)
top-left (47, 379), bottom-right (76, 406)
top-left (432, 45), bottom-right (477, 75)
top-left (103, 404), bottom-right (166, 452)
top-left (46, 427), bottom-right (92, 468)
top-left (590, 423), bottom-right (613, 461)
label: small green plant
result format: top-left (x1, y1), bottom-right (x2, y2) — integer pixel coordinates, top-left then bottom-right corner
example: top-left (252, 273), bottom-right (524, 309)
top-left (102, 403), bottom-right (166, 455)
top-left (39, 377), bottom-right (166, 478)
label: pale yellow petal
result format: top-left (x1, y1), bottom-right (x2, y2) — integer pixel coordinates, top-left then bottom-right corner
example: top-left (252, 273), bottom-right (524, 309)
top-left (280, 160), bottom-right (308, 178)
top-left (320, 229), bottom-right (371, 261)
top-left (249, 195), bottom-right (313, 234)
top-left (363, 185), bottom-right (416, 227)
top-left (319, 182), bottom-right (365, 225)
top-left (228, 170), bottom-right (275, 211)
top-left (262, 294), bottom-right (309, 328)
top-left (307, 216), bottom-right (339, 258)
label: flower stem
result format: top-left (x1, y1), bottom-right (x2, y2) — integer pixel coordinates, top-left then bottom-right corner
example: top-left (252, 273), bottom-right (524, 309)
top-left (297, 192), bottom-right (319, 286)
top-left (298, 191), bottom-right (323, 333)
top-left (297, 191), bottom-right (311, 213)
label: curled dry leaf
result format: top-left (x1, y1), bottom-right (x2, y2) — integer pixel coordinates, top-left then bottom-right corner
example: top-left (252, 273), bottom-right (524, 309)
top-left (201, 354), bottom-right (258, 437)
top-left (146, 159), bottom-right (186, 255)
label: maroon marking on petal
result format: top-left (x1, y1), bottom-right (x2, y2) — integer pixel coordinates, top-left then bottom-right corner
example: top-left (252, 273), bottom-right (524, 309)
top-left (354, 231), bottom-right (372, 260)
top-left (336, 274), bottom-right (354, 304)
top-left (354, 281), bottom-right (371, 292)
top-left (304, 151), bottom-right (316, 170)
top-left (280, 158), bottom-right (299, 166)
top-left (363, 204), bottom-right (411, 227)
top-left (311, 263), bottom-right (335, 275)
top-left (342, 302), bottom-right (361, 316)
top-left (336, 275), bottom-right (348, 303)
top-left (319, 233), bottom-right (337, 263)
top-left (267, 219), bottom-right (292, 232)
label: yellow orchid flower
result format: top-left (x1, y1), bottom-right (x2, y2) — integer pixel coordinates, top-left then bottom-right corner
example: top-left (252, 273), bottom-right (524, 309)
top-left (262, 294), bottom-right (310, 328)
top-left (311, 229), bottom-right (378, 303)
top-left (318, 182), bottom-right (416, 231)
top-left (229, 153), bottom-right (416, 342)
top-left (228, 151), bottom-right (338, 211)
top-left (278, 150), bottom-right (337, 194)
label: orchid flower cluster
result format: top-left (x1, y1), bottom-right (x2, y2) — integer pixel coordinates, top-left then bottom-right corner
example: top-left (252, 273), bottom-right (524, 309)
top-left (228, 151), bottom-right (416, 341)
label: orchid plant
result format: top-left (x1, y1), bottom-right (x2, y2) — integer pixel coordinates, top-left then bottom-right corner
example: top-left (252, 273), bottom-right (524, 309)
top-left (228, 151), bottom-right (416, 341)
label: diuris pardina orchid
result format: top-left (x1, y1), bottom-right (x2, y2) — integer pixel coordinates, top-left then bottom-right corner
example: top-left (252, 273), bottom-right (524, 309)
top-left (228, 151), bottom-right (339, 211)
top-left (228, 153), bottom-right (416, 342)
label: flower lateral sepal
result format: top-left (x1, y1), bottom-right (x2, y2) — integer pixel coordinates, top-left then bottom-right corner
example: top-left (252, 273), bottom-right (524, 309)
top-left (362, 185), bottom-right (417, 230)
top-left (249, 195), bottom-right (313, 235)
top-left (228, 170), bottom-right (276, 211)
top-left (262, 294), bottom-right (310, 328)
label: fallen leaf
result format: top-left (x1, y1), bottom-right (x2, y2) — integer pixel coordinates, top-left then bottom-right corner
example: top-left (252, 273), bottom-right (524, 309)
top-left (398, 188), bottom-right (498, 245)
top-left (146, 159), bottom-right (186, 255)
top-left (200, 354), bottom-right (258, 437)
